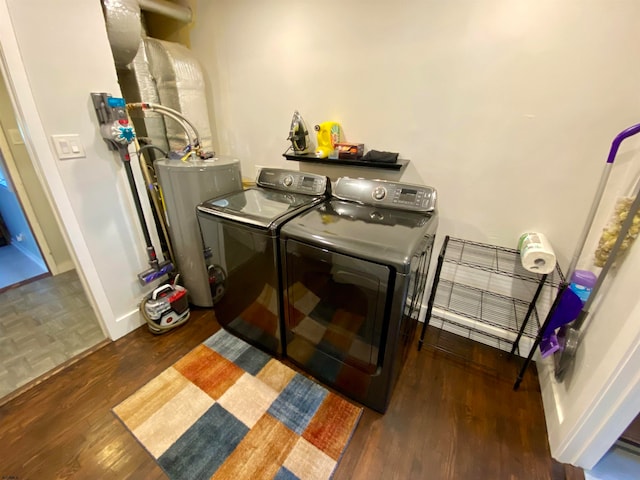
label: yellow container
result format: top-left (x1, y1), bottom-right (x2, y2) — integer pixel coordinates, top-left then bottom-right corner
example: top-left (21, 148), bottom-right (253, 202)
top-left (314, 121), bottom-right (343, 158)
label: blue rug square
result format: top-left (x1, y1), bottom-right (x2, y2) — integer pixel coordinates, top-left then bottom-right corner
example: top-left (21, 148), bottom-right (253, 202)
top-left (204, 328), bottom-right (251, 362)
top-left (158, 403), bottom-right (249, 480)
top-left (268, 373), bottom-right (328, 434)
top-left (274, 466), bottom-right (300, 479)
top-left (234, 344), bottom-right (271, 375)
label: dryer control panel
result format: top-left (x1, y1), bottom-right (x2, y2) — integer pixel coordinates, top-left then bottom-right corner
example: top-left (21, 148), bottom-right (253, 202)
top-left (333, 177), bottom-right (437, 212)
top-left (257, 168), bottom-right (329, 195)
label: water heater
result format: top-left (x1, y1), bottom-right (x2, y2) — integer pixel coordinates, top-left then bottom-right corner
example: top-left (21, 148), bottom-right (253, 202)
top-left (155, 156), bottom-right (242, 306)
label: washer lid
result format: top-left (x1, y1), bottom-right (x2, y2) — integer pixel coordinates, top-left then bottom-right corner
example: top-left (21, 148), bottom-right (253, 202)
top-left (280, 200), bottom-right (438, 270)
top-left (197, 187), bottom-right (323, 228)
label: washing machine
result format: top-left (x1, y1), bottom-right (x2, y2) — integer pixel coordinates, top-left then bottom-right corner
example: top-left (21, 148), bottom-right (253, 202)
top-left (196, 168), bottom-right (330, 355)
top-left (279, 177), bottom-right (438, 412)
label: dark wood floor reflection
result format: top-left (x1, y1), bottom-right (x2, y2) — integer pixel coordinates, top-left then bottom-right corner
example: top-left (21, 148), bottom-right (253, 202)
top-left (0, 310), bottom-right (582, 479)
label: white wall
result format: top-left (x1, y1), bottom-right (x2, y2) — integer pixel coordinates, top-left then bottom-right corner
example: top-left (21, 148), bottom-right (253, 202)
top-left (0, 0), bottom-right (163, 339)
top-left (190, 0), bottom-right (640, 267)
top-left (188, 0), bottom-right (640, 466)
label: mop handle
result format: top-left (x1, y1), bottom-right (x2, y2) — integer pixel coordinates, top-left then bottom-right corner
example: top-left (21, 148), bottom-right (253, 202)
top-left (566, 122), bottom-right (640, 278)
top-left (606, 123), bottom-right (640, 163)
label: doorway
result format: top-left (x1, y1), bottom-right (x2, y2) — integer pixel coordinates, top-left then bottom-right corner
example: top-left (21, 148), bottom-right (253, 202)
top-left (0, 151), bottom-right (48, 290)
top-left (0, 71), bottom-right (106, 402)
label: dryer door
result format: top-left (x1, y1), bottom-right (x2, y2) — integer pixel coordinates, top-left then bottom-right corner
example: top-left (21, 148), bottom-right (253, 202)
top-left (282, 239), bottom-right (390, 396)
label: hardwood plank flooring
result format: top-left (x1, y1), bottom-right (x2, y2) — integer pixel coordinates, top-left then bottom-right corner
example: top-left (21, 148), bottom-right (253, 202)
top-left (0, 311), bottom-right (582, 479)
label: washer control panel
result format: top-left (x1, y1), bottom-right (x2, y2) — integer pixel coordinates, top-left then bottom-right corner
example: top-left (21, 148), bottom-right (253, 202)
top-left (333, 177), bottom-right (437, 212)
top-left (257, 168), bottom-right (328, 195)
top-left (373, 186), bottom-right (387, 200)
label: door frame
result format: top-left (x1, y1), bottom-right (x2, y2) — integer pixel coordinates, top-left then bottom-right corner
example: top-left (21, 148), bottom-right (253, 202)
top-left (0, 8), bottom-right (112, 339)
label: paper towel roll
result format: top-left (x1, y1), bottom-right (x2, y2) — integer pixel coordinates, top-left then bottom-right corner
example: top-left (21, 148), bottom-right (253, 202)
top-left (518, 232), bottom-right (557, 274)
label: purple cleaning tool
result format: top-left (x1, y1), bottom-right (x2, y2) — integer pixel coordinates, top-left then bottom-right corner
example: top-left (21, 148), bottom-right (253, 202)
top-left (541, 288), bottom-right (583, 337)
top-left (540, 334), bottom-right (559, 358)
top-left (539, 286), bottom-right (583, 357)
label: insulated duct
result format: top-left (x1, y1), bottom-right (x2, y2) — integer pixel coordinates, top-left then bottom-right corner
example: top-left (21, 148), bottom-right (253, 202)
top-left (138, 0), bottom-right (192, 23)
top-left (102, 0), bottom-right (212, 154)
top-left (103, 0), bottom-right (193, 69)
top-left (103, 0), bottom-right (169, 153)
top-left (144, 37), bottom-right (214, 153)
top-left (118, 35), bottom-right (171, 155)
top-left (102, 0), bottom-right (142, 68)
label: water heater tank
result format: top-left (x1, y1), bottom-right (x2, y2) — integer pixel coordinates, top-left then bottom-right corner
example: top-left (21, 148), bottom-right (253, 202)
top-left (155, 156), bottom-right (242, 307)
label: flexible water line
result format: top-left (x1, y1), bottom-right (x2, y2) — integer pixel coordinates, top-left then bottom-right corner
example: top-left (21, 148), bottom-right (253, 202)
top-left (126, 102), bottom-right (201, 152)
top-left (146, 103), bottom-right (201, 144)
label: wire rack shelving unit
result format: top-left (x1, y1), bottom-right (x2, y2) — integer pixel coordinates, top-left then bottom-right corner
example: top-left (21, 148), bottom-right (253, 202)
top-left (418, 236), bottom-right (565, 386)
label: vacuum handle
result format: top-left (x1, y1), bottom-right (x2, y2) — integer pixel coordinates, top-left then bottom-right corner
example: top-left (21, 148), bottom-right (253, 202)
top-left (120, 146), bottom-right (154, 253)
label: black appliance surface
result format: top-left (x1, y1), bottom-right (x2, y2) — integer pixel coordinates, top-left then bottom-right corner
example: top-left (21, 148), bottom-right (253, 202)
top-left (196, 169), bottom-right (329, 356)
top-left (281, 200), bottom-right (434, 272)
top-left (198, 188), bottom-right (319, 229)
top-left (280, 177), bottom-right (438, 412)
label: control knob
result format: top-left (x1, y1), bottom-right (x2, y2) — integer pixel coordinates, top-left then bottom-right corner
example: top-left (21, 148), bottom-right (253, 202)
top-left (372, 186), bottom-right (387, 200)
top-left (283, 175), bottom-right (294, 187)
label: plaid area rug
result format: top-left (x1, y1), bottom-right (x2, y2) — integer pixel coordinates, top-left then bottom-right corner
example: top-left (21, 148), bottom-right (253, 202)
top-left (113, 329), bottom-right (362, 480)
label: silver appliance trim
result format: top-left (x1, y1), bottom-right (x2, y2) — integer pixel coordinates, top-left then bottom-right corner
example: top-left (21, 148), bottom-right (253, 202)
top-left (332, 177), bottom-right (436, 212)
top-left (257, 168), bottom-right (329, 196)
top-left (196, 207), bottom-right (274, 228)
top-left (197, 191), bottom-right (326, 230)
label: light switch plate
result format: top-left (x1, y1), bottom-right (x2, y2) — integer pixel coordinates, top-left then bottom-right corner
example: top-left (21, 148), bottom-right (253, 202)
top-left (51, 134), bottom-right (85, 160)
top-left (8, 128), bottom-right (24, 145)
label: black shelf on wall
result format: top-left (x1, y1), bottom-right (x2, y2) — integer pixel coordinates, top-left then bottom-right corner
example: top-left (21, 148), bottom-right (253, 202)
top-left (283, 153), bottom-right (409, 171)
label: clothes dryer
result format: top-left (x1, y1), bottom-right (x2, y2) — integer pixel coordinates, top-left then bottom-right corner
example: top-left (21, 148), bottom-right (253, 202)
top-left (279, 177), bottom-right (438, 412)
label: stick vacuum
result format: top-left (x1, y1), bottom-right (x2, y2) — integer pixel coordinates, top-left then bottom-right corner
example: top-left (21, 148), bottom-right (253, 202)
top-left (91, 93), bottom-right (189, 333)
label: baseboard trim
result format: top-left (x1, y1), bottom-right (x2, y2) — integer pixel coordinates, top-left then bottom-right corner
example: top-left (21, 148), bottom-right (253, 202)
top-left (54, 258), bottom-right (75, 274)
top-left (109, 307), bottom-right (145, 341)
top-left (0, 271), bottom-right (50, 294)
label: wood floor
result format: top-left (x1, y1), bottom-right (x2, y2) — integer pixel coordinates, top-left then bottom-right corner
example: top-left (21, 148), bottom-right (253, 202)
top-left (0, 309), bottom-right (583, 479)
